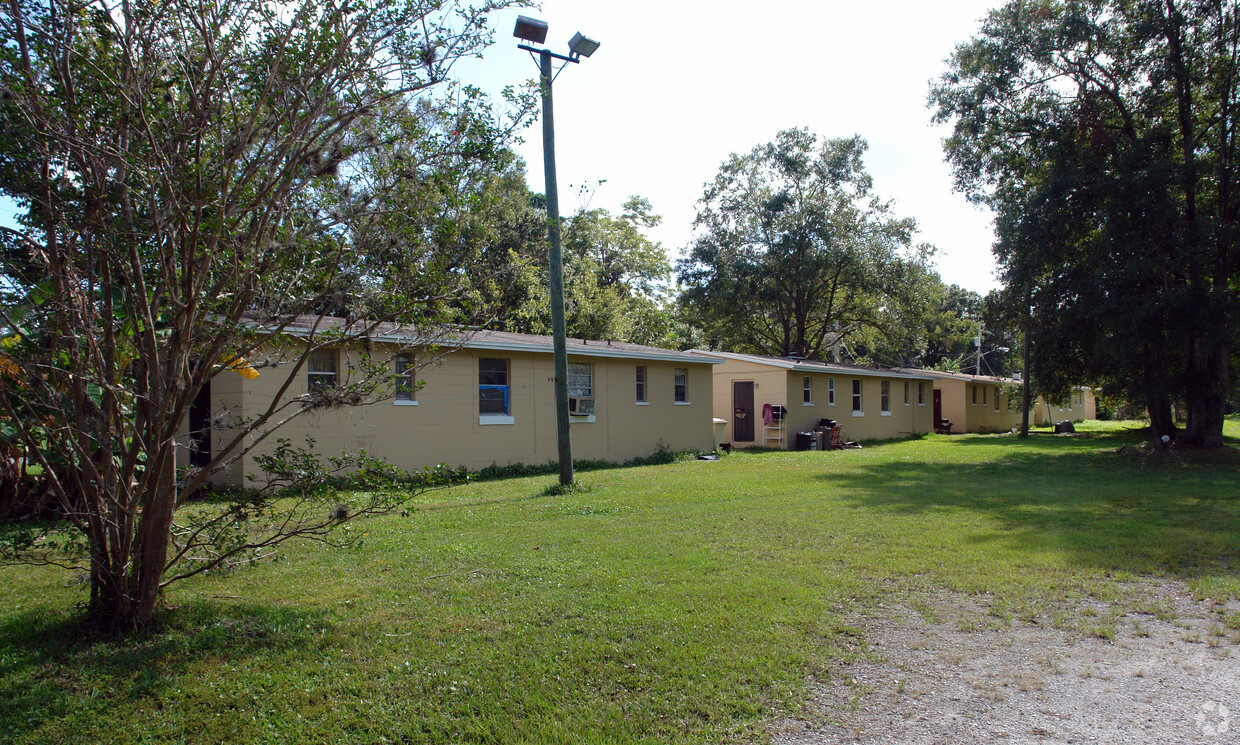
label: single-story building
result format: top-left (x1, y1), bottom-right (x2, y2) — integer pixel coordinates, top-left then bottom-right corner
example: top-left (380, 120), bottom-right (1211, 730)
top-left (182, 321), bottom-right (721, 486)
top-left (692, 351), bottom-right (940, 448)
top-left (930, 371), bottom-right (1096, 433)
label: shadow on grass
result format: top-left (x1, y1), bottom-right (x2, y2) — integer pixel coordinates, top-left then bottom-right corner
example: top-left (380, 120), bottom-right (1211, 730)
top-left (820, 439), bottom-right (1240, 579)
top-left (0, 602), bottom-right (325, 742)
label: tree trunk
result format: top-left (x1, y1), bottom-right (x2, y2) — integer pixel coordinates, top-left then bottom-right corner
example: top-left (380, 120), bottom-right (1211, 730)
top-left (1182, 339), bottom-right (1229, 448)
top-left (1147, 393), bottom-right (1176, 446)
top-left (87, 453), bottom-right (178, 631)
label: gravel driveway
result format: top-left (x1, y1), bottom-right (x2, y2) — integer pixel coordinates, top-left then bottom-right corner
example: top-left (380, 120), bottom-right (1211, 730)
top-left (771, 580), bottom-right (1239, 744)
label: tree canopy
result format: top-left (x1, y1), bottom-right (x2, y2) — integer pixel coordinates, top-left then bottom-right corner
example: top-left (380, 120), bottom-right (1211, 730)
top-left (677, 128), bottom-right (932, 360)
top-left (931, 0), bottom-right (1240, 446)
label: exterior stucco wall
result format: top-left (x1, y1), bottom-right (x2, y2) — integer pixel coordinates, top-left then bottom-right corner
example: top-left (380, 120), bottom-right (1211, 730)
top-left (935, 376), bottom-right (1096, 433)
top-left (193, 343), bottom-right (714, 486)
top-left (707, 357), bottom-right (934, 448)
top-left (935, 378), bottom-right (969, 432)
top-left (707, 360), bottom-right (788, 447)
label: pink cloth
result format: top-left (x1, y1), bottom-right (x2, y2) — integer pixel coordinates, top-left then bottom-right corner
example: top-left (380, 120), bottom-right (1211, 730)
top-left (762, 403), bottom-right (774, 426)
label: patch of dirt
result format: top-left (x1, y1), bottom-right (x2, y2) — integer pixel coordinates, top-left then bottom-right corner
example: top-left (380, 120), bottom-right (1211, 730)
top-left (771, 581), bottom-right (1240, 744)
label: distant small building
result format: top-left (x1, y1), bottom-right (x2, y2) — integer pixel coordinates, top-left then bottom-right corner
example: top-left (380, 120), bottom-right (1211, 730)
top-left (931, 371), bottom-right (1096, 433)
top-left (694, 351), bottom-right (939, 448)
top-left (181, 321), bottom-right (721, 486)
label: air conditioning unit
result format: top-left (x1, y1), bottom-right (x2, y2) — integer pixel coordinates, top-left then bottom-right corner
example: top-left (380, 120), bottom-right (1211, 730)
top-left (568, 397), bottom-right (595, 415)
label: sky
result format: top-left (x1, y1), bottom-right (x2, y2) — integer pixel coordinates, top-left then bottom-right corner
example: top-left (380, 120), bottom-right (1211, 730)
top-left (0, 0), bottom-right (1008, 293)
top-left (453, 0), bottom-right (1007, 294)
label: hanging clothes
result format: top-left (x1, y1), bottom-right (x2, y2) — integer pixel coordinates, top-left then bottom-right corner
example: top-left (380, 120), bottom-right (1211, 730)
top-left (762, 403), bottom-right (774, 426)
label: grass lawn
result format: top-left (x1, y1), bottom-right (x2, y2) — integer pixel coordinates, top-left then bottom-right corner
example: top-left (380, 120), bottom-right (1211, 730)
top-left (2, 418), bottom-right (1239, 743)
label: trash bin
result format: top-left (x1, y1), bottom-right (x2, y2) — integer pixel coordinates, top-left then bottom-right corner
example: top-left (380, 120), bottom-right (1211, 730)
top-left (712, 418), bottom-right (727, 453)
top-left (795, 432), bottom-right (813, 451)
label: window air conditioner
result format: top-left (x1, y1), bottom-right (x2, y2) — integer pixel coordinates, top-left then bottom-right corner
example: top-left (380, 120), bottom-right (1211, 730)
top-left (568, 397), bottom-right (595, 415)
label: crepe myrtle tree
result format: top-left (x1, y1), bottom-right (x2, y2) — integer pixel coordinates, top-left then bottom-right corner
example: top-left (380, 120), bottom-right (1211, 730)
top-left (0, 0), bottom-right (532, 631)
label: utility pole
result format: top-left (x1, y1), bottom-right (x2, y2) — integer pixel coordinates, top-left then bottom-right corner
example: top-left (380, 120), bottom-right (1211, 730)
top-left (514, 16), bottom-right (600, 487)
top-left (1020, 287), bottom-right (1032, 437)
top-left (539, 48), bottom-right (573, 487)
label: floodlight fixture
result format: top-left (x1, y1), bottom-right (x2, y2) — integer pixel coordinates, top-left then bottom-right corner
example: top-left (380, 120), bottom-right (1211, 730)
top-left (513, 15), bottom-right (548, 44)
top-left (568, 32), bottom-right (601, 58)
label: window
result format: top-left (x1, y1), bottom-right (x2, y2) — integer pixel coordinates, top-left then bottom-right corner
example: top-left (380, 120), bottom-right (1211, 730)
top-left (568, 362), bottom-right (594, 415)
top-left (308, 349), bottom-right (337, 393)
top-left (903, 381), bottom-right (910, 406)
top-left (982, 386), bottom-right (987, 405)
top-left (568, 363), bottom-right (593, 398)
top-left (972, 385), bottom-right (977, 405)
top-left (673, 368), bottom-right (688, 403)
top-left (881, 381), bottom-right (890, 413)
top-left (918, 381), bottom-right (925, 405)
top-left (635, 365), bottom-right (647, 403)
top-left (852, 379), bottom-right (862, 414)
top-left (803, 376), bottom-right (812, 405)
top-left (994, 386), bottom-right (1000, 412)
top-left (478, 358), bottom-right (509, 416)
top-left (394, 353), bottom-right (414, 402)
top-left (828, 378), bottom-right (836, 406)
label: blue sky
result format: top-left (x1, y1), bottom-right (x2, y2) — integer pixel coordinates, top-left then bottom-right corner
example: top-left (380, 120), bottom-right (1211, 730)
top-left (454, 0), bottom-right (1007, 294)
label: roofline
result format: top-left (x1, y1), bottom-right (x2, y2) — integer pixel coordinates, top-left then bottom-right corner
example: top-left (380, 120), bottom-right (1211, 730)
top-left (691, 350), bottom-right (939, 380)
top-left (258, 322), bottom-right (722, 365)
top-left (382, 335), bottom-right (723, 365)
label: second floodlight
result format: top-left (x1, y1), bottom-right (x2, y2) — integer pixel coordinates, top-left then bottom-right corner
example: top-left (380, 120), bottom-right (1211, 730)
top-left (568, 32), bottom-right (601, 58)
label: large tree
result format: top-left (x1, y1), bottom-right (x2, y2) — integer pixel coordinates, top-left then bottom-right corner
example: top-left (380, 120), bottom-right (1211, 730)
top-left (931, 0), bottom-right (1240, 446)
top-left (476, 185), bottom-right (680, 347)
top-left (0, 0), bottom-right (526, 631)
top-left (677, 128), bottom-right (931, 360)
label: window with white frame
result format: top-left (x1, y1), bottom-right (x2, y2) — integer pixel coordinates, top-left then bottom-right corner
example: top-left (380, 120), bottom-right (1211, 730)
top-left (918, 381), bottom-right (925, 405)
top-left (674, 368), bottom-right (688, 403)
top-left (308, 349), bottom-right (337, 393)
top-left (478, 358), bottom-right (509, 416)
top-left (828, 377), bottom-right (836, 406)
top-left (803, 376), bottom-right (812, 404)
top-left (635, 365), bottom-right (647, 403)
top-left (881, 381), bottom-right (890, 413)
top-left (903, 381), bottom-right (910, 406)
top-left (852, 379), bottom-right (862, 413)
top-left (394, 353), bottom-right (414, 402)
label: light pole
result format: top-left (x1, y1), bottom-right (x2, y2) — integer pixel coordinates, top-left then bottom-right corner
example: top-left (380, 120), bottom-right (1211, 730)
top-left (513, 16), bottom-right (600, 486)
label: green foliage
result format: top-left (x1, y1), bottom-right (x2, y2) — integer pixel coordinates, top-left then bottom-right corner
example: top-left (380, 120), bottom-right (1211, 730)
top-left (471, 179), bottom-right (679, 346)
top-left (930, 0), bottom-right (1240, 445)
top-left (469, 443), bottom-right (689, 483)
top-left (678, 128), bottom-right (932, 361)
top-left (0, 0), bottom-right (528, 631)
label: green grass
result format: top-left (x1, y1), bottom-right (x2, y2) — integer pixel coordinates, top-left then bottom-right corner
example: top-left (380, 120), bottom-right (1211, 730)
top-left (2, 418), bottom-right (1239, 743)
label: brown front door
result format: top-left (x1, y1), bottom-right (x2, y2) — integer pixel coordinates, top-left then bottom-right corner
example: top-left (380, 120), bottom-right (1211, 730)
top-left (933, 389), bottom-right (942, 424)
top-left (733, 381), bottom-right (755, 442)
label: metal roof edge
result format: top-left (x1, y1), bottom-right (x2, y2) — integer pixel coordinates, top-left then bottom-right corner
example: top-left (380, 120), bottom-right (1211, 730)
top-left (690, 350), bottom-right (940, 380)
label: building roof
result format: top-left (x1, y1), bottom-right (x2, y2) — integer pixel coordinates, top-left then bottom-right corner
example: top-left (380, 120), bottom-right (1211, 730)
top-left (690, 350), bottom-right (939, 381)
top-left (258, 315), bottom-right (721, 366)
